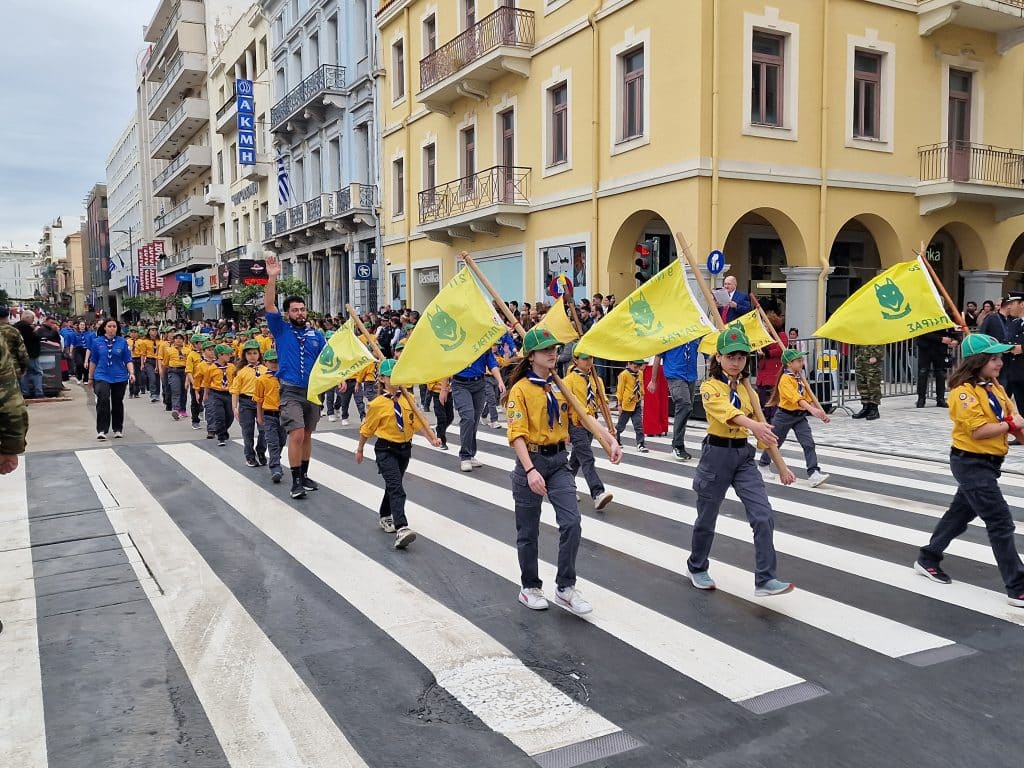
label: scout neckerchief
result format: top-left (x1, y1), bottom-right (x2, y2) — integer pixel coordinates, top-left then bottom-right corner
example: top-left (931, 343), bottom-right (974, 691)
top-left (248, 363), bottom-right (262, 378)
top-left (385, 392), bottom-right (404, 431)
top-left (631, 369), bottom-right (641, 403)
top-left (981, 380), bottom-right (1004, 419)
top-left (527, 371), bottom-right (560, 428)
top-left (215, 362), bottom-right (230, 388)
top-left (717, 373), bottom-right (742, 408)
top-left (101, 335), bottom-right (118, 371)
top-left (783, 369), bottom-right (805, 396)
top-left (289, 322), bottom-right (311, 379)
top-left (571, 366), bottom-right (595, 409)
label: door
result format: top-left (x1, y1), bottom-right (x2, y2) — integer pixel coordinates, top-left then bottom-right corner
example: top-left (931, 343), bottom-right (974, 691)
top-left (500, 110), bottom-right (515, 202)
top-left (948, 69), bottom-right (972, 182)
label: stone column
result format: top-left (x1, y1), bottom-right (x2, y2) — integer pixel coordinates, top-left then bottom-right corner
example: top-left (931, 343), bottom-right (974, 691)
top-left (960, 269), bottom-right (1008, 308)
top-left (311, 254), bottom-right (324, 315)
top-left (781, 266), bottom-right (828, 339)
top-left (328, 250), bottom-right (344, 316)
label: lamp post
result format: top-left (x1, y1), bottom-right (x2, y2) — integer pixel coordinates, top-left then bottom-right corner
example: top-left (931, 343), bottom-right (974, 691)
top-left (112, 226), bottom-right (136, 320)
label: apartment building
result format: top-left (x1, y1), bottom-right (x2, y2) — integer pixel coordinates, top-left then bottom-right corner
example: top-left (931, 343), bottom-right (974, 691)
top-left (376, 0), bottom-right (1024, 335)
top-left (63, 231), bottom-right (88, 316)
top-left (0, 247), bottom-right (40, 303)
top-left (106, 113), bottom-right (143, 318)
top-left (36, 216), bottom-right (79, 312)
top-left (261, 0), bottom-right (382, 316)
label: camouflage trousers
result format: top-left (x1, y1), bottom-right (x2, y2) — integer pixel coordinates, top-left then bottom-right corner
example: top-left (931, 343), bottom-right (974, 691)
top-left (855, 356), bottom-right (882, 405)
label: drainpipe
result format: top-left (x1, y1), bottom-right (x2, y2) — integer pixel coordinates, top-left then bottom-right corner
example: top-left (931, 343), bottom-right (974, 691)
top-left (710, 0), bottom-right (721, 265)
top-left (815, 0), bottom-right (832, 327)
top-left (588, 1), bottom-right (601, 292)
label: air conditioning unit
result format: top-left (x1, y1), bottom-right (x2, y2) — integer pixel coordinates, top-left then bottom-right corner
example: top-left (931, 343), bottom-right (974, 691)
top-left (204, 184), bottom-right (227, 205)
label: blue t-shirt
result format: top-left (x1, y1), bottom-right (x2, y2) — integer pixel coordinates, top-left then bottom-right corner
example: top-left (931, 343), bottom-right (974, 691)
top-left (456, 352), bottom-right (499, 379)
top-left (265, 309), bottom-right (326, 387)
top-left (660, 340), bottom-right (699, 382)
top-left (59, 328), bottom-right (76, 349)
top-left (89, 335), bottom-right (133, 384)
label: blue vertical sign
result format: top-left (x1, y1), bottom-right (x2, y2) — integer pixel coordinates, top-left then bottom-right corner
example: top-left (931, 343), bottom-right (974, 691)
top-left (236, 79), bottom-right (256, 165)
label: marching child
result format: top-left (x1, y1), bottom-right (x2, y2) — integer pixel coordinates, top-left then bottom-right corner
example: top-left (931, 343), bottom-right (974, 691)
top-left (137, 326), bottom-right (159, 401)
top-left (127, 327), bottom-right (142, 398)
top-left (196, 341), bottom-right (217, 438)
top-left (231, 339), bottom-right (268, 467)
top-left (185, 334), bottom-right (206, 430)
top-left (688, 323), bottom-right (796, 597)
top-left (428, 377), bottom-right (454, 450)
top-left (915, 334), bottom-right (1024, 606)
top-left (481, 342), bottom-right (504, 429)
top-left (255, 349), bottom-right (287, 484)
top-left (563, 351), bottom-right (614, 510)
top-left (164, 331), bottom-right (189, 420)
top-left (355, 358), bottom-right (439, 549)
top-left (203, 344), bottom-right (235, 446)
top-left (504, 328), bottom-right (621, 615)
top-left (757, 349), bottom-right (831, 487)
top-left (615, 359), bottom-right (648, 452)
top-left (337, 360), bottom-right (370, 426)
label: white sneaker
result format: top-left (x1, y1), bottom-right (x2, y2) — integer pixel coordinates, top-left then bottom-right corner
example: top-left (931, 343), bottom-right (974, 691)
top-left (394, 527), bottom-right (417, 549)
top-left (637, 444), bottom-right (649, 453)
top-left (594, 491), bottom-right (614, 511)
top-left (576, 492), bottom-right (581, 501)
top-left (112, 431), bottom-right (123, 439)
top-left (470, 458), bottom-right (483, 468)
top-left (341, 418), bottom-right (349, 426)
top-left (489, 421), bottom-right (501, 429)
top-left (555, 586), bottom-right (593, 615)
top-left (379, 515), bottom-right (396, 533)
top-left (460, 460), bottom-right (473, 472)
top-left (518, 587), bottom-right (549, 610)
top-left (328, 414), bottom-right (337, 422)
top-left (96, 432), bottom-right (107, 441)
top-left (808, 469), bottom-right (830, 488)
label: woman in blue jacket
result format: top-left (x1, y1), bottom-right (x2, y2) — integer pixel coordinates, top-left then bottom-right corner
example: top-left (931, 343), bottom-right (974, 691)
top-left (87, 319), bottom-right (135, 440)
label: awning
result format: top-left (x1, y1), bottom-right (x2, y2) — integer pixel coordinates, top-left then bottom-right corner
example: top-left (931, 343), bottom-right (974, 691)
top-left (190, 297), bottom-right (209, 309)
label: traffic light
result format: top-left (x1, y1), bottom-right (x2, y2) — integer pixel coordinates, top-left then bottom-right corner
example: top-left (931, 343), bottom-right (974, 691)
top-left (634, 240), bottom-right (656, 283)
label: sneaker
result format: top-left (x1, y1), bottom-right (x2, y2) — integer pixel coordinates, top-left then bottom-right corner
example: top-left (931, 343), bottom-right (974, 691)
top-left (171, 410), bottom-right (180, 421)
top-left (489, 421), bottom-right (501, 429)
top-left (808, 469), bottom-right (830, 488)
top-left (470, 458), bottom-right (483, 468)
top-left (257, 454), bottom-right (267, 466)
top-left (96, 432), bottom-right (107, 441)
top-left (246, 457), bottom-right (259, 468)
top-left (555, 586), bottom-right (593, 615)
top-left (341, 418), bottom-right (350, 426)
top-left (438, 442), bottom-right (449, 451)
top-left (460, 460), bottom-right (473, 472)
top-left (689, 571), bottom-right (716, 590)
top-left (914, 561), bottom-right (952, 585)
top-left (755, 579), bottom-right (794, 596)
top-left (217, 439), bottom-right (226, 447)
top-left (290, 478), bottom-right (307, 499)
top-left (328, 414), bottom-right (337, 422)
top-left (594, 491), bottom-right (613, 511)
top-left (637, 444), bottom-right (649, 454)
top-left (206, 433), bottom-right (215, 439)
top-left (112, 431), bottom-right (123, 439)
top-left (301, 476), bottom-right (319, 491)
top-left (576, 492), bottom-right (581, 501)
top-left (379, 516), bottom-right (396, 533)
top-left (150, 397), bottom-right (158, 403)
top-left (1008, 593), bottom-right (1024, 608)
top-left (191, 422), bottom-right (201, 430)
top-left (394, 527), bottom-right (417, 549)
top-left (271, 471), bottom-right (283, 484)
top-left (673, 449), bottom-right (692, 461)
top-left (518, 587), bottom-right (549, 610)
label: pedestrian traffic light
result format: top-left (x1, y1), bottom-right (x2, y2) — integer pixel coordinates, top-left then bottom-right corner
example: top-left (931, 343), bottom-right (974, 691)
top-left (635, 241), bottom-right (654, 284)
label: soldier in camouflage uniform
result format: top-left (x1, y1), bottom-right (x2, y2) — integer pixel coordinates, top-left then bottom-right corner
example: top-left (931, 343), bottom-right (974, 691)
top-left (0, 325), bottom-right (29, 474)
top-left (0, 306), bottom-right (28, 377)
top-left (852, 344), bottom-right (884, 420)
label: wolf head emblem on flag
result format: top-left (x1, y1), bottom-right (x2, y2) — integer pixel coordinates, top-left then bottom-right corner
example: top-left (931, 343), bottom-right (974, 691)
top-left (318, 344), bottom-right (341, 374)
top-left (629, 292), bottom-right (664, 337)
top-left (429, 305), bottom-right (468, 351)
top-left (875, 277), bottom-right (911, 320)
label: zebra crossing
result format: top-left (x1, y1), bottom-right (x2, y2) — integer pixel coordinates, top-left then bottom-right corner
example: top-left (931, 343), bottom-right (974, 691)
top-left (2, 427), bottom-right (1022, 767)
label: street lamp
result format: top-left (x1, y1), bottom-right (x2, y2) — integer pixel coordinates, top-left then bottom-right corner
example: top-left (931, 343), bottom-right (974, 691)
top-left (111, 226), bottom-right (137, 320)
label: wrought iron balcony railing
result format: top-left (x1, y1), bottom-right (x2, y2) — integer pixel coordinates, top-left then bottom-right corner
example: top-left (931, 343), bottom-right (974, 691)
top-left (419, 7), bottom-right (535, 92)
top-left (335, 184), bottom-right (377, 213)
top-left (270, 64), bottom-right (346, 131)
top-left (919, 142), bottom-right (1024, 188)
top-left (418, 166), bottom-right (530, 225)
top-left (263, 220), bottom-right (273, 240)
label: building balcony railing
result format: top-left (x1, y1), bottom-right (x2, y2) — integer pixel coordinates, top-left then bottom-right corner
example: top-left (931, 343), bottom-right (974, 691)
top-left (154, 196), bottom-right (215, 238)
top-left (917, 142), bottom-right (1024, 219)
top-left (418, 166), bottom-right (530, 241)
top-left (336, 183), bottom-right (377, 215)
top-left (150, 97), bottom-right (209, 160)
top-left (263, 188), bottom-right (363, 242)
top-left (270, 64), bottom-right (346, 132)
top-left (418, 7), bottom-right (534, 114)
top-left (157, 244), bottom-right (217, 275)
top-left (215, 94), bottom-right (237, 134)
top-left (147, 51), bottom-right (207, 120)
top-left (918, 0), bottom-right (1024, 51)
top-left (152, 144), bottom-right (212, 198)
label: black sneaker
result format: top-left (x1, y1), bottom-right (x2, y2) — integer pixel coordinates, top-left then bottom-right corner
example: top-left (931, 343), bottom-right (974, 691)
top-left (257, 454), bottom-right (268, 466)
top-left (206, 433), bottom-right (215, 439)
top-left (290, 478), bottom-right (307, 499)
top-left (301, 476), bottom-right (319, 491)
top-left (245, 457), bottom-right (259, 467)
top-left (914, 561), bottom-right (951, 584)
top-left (673, 449), bottom-right (692, 461)
top-left (271, 471), bottom-right (283, 484)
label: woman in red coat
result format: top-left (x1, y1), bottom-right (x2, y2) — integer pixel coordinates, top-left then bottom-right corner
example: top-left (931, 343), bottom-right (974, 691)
top-left (643, 358), bottom-right (669, 437)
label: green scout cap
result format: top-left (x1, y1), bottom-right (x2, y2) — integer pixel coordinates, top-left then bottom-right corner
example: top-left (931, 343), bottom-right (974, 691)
top-left (631, 359), bottom-right (645, 365)
top-left (379, 358), bottom-right (397, 376)
top-left (522, 327), bottom-right (559, 354)
top-left (263, 349), bottom-right (278, 361)
top-left (717, 323), bottom-right (751, 354)
top-left (214, 344), bottom-right (233, 355)
top-left (395, 338), bottom-right (407, 351)
top-left (190, 333), bottom-right (205, 344)
top-left (961, 333), bottom-right (1012, 358)
top-left (242, 339), bottom-right (261, 351)
top-left (573, 351), bottom-right (592, 360)
top-left (781, 348), bottom-right (804, 365)
top-left (202, 341), bottom-right (216, 350)
top-left (172, 331), bottom-right (184, 339)
top-left (325, 330), bottom-right (335, 339)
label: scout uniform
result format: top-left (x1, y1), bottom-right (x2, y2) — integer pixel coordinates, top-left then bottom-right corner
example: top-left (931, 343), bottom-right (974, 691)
top-left (254, 349), bottom-right (286, 483)
top-left (203, 344), bottom-right (236, 445)
top-left (428, 377), bottom-right (454, 450)
top-left (917, 334), bottom-right (1024, 606)
top-left (163, 334), bottom-right (190, 418)
top-left (506, 328), bottom-right (590, 615)
top-left (688, 323), bottom-right (793, 596)
top-left (338, 355), bottom-right (371, 425)
top-left (359, 358), bottom-right (425, 549)
top-left (615, 361), bottom-right (647, 452)
top-left (257, 326), bottom-right (274, 355)
top-left (230, 340), bottom-right (268, 467)
top-left (127, 329), bottom-right (142, 398)
top-left (184, 334), bottom-right (206, 429)
top-left (158, 328), bottom-right (174, 410)
top-left (136, 328), bottom-right (159, 401)
top-left (196, 341), bottom-right (217, 438)
top-left (563, 352), bottom-right (612, 510)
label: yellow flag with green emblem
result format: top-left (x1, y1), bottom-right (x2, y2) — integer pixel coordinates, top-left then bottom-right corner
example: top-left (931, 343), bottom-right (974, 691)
top-left (814, 256), bottom-right (953, 344)
top-left (390, 267), bottom-right (506, 386)
top-left (307, 323), bottom-right (375, 404)
top-left (698, 310), bottom-right (775, 355)
top-left (533, 296), bottom-right (579, 344)
top-left (574, 259), bottom-right (715, 360)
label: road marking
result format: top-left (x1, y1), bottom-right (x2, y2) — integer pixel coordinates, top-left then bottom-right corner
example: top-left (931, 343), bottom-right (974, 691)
top-left (76, 449), bottom-right (368, 768)
top-left (0, 462), bottom-right (49, 768)
top-left (165, 443), bottom-right (623, 757)
top-left (315, 433), bottom-right (816, 707)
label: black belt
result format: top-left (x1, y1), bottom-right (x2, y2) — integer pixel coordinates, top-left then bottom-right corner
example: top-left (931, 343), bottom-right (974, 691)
top-left (238, 394), bottom-right (254, 401)
top-left (453, 375), bottom-right (483, 383)
top-left (262, 408), bottom-right (279, 415)
top-left (376, 438), bottom-right (412, 449)
top-left (951, 447), bottom-right (1004, 463)
top-left (705, 435), bottom-right (749, 448)
top-left (778, 407), bottom-right (806, 416)
top-left (527, 441), bottom-right (566, 455)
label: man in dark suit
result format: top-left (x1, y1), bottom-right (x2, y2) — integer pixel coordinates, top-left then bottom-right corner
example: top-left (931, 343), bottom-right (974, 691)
top-left (720, 274), bottom-right (752, 323)
top-left (980, 293), bottom-right (1024, 386)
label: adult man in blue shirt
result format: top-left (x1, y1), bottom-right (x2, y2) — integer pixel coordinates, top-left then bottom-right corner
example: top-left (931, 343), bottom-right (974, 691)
top-left (264, 253), bottom-right (327, 499)
top-left (452, 351), bottom-right (505, 471)
top-left (648, 338), bottom-right (699, 461)
top-left (720, 274), bottom-right (751, 323)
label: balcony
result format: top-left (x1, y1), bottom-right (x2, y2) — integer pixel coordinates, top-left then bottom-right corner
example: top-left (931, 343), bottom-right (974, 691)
top-left (918, 0), bottom-right (1024, 52)
top-left (204, 183), bottom-right (227, 206)
top-left (215, 94), bottom-right (237, 134)
top-left (148, 51), bottom-right (207, 119)
top-left (150, 97), bottom-right (209, 159)
top-left (418, 7), bottom-right (535, 115)
top-left (152, 145), bottom-right (212, 198)
top-left (418, 166), bottom-right (530, 242)
top-left (917, 142), bottom-right (1024, 219)
top-left (270, 64), bottom-right (346, 134)
top-left (334, 183), bottom-right (377, 229)
top-left (154, 196), bottom-right (215, 238)
top-left (157, 244), bottom-right (217, 276)
top-left (147, 1), bottom-right (206, 81)
top-left (262, 190), bottom-right (346, 243)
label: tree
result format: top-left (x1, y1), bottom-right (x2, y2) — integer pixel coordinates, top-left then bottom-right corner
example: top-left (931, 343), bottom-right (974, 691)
top-left (123, 295), bottom-right (169, 319)
top-left (231, 277), bottom-right (310, 320)
top-left (275, 277), bottom-right (310, 299)
top-left (0, 288), bottom-right (9, 306)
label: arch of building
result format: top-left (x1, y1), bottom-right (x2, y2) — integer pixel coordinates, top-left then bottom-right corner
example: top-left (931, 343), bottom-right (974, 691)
top-left (922, 220), bottom-right (988, 306)
top-left (825, 215), bottom-right (894, 317)
top-left (604, 209), bottom-right (679, 300)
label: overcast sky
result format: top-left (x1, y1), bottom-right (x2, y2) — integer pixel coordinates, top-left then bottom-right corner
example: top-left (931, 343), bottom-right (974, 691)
top-left (0, 0), bottom-right (153, 250)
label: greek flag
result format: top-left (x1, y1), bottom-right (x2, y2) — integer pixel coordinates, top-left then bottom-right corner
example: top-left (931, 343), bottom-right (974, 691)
top-left (277, 151), bottom-right (292, 206)
top-left (126, 275), bottom-right (140, 298)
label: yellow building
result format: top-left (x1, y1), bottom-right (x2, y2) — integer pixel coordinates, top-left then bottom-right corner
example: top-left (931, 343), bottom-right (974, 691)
top-left (376, 0), bottom-right (1024, 336)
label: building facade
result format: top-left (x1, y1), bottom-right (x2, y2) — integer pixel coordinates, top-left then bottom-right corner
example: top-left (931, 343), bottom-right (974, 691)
top-left (0, 247), bottom-right (40, 303)
top-left (261, 0), bottom-right (382, 316)
top-left (63, 231), bottom-right (88, 315)
top-left (376, 0), bottom-right (1024, 336)
top-left (36, 216), bottom-right (79, 311)
top-left (84, 184), bottom-right (111, 315)
top-left (106, 113), bottom-right (143, 317)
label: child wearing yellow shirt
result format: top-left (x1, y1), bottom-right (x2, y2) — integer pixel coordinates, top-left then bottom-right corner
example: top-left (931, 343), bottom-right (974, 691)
top-left (255, 349), bottom-right (286, 484)
top-left (563, 351), bottom-right (613, 510)
top-left (615, 360), bottom-right (648, 452)
top-left (194, 341), bottom-right (217, 438)
top-left (185, 334), bottom-right (206, 430)
top-left (163, 331), bottom-right (190, 420)
top-left (427, 377), bottom-right (453, 450)
top-left (203, 344), bottom-right (236, 446)
top-left (231, 340), bottom-right (268, 467)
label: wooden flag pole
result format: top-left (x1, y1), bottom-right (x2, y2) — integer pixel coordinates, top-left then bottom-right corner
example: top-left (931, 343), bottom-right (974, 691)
top-left (458, 252), bottom-right (619, 458)
top-left (346, 304), bottom-right (439, 444)
top-left (675, 234), bottom-right (794, 480)
top-left (750, 293), bottom-right (825, 413)
top-left (563, 294), bottom-right (617, 434)
top-left (916, 242), bottom-right (970, 333)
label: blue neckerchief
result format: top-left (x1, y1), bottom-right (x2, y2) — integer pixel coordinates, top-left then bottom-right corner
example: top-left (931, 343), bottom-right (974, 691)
top-left (983, 381), bottom-right (1003, 419)
top-left (265, 370), bottom-right (277, 378)
top-left (386, 392), bottom-right (404, 430)
top-left (784, 370), bottom-right (805, 396)
top-left (631, 370), bottom-right (641, 402)
top-left (717, 373), bottom-right (741, 408)
top-left (215, 363), bottom-right (229, 388)
top-left (527, 371), bottom-right (560, 429)
top-left (249, 363), bottom-right (261, 378)
top-left (571, 366), bottom-right (595, 409)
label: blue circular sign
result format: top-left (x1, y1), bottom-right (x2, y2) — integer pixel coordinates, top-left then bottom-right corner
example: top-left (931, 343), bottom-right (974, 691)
top-left (355, 263), bottom-right (372, 280)
top-left (707, 250), bottom-right (725, 275)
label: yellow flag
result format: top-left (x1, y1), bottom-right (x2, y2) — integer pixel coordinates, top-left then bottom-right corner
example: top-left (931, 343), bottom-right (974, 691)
top-left (814, 256), bottom-right (952, 344)
top-left (574, 259), bottom-right (715, 360)
top-left (390, 267), bottom-right (506, 386)
top-left (533, 296), bottom-right (579, 343)
top-left (306, 323), bottom-right (375, 403)
top-left (699, 310), bottom-right (775, 355)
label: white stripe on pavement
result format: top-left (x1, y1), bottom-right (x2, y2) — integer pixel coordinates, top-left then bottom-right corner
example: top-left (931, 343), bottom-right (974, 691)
top-left (77, 449), bottom-right (369, 768)
top-left (314, 433), bottom-right (812, 703)
top-left (0, 462), bottom-right (49, 768)
top-left (164, 442), bottom-right (621, 757)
